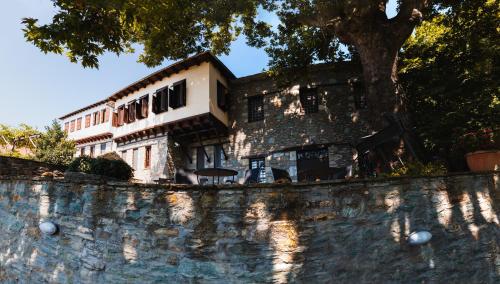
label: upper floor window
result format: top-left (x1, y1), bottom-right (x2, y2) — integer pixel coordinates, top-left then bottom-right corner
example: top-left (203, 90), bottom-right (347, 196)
top-left (93, 111), bottom-right (100, 126)
top-left (128, 101), bottom-right (136, 123)
top-left (300, 88), bottom-right (319, 114)
top-left (217, 80), bottom-right (228, 111)
top-left (153, 87), bottom-right (169, 114)
top-left (117, 105), bottom-right (126, 126)
top-left (169, 79), bottom-right (187, 109)
top-left (70, 120), bottom-right (75, 132)
top-left (101, 109), bottom-right (107, 124)
top-left (64, 122), bottom-right (69, 133)
top-left (76, 118), bottom-right (82, 130)
top-left (85, 114), bottom-right (91, 128)
top-left (100, 143), bottom-right (107, 153)
top-left (248, 95), bottom-right (264, 122)
top-left (136, 95), bottom-right (149, 119)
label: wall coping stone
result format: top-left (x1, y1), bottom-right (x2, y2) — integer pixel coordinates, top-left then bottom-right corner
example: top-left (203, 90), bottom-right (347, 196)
top-left (0, 171), bottom-right (497, 193)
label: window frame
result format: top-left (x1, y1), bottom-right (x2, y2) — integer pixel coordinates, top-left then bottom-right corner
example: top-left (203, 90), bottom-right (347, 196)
top-left (217, 80), bottom-right (228, 111)
top-left (144, 146), bottom-right (151, 169)
top-left (249, 157), bottom-right (266, 183)
top-left (85, 114), bottom-right (91, 128)
top-left (300, 87), bottom-right (319, 114)
top-left (248, 95), bottom-right (264, 123)
top-left (169, 79), bottom-right (187, 109)
top-left (76, 117), bottom-right (82, 130)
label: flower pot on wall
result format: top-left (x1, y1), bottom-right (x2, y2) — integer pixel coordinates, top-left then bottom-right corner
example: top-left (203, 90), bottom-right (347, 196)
top-left (465, 150), bottom-right (500, 172)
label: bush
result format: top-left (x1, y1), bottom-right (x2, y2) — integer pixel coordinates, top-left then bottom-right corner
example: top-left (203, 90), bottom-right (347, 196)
top-left (67, 152), bottom-right (133, 180)
top-left (384, 161), bottom-right (448, 178)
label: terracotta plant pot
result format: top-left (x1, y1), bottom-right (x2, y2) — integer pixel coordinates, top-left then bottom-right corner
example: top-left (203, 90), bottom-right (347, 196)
top-left (465, 150), bottom-right (500, 172)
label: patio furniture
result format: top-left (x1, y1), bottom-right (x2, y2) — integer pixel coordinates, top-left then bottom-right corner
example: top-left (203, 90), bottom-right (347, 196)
top-left (194, 168), bottom-right (238, 184)
top-left (175, 168), bottom-right (197, 184)
top-left (271, 168), bottom-right (292, 183)
top-left (244, 169), bottom-right (260, 184)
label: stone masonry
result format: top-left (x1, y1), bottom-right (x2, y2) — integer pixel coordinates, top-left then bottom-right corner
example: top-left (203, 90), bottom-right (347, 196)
top-left (0, 170), bottom-right (499, 283)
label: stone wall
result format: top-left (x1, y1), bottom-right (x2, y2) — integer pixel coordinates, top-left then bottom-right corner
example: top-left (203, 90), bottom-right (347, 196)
top-left (0, 172), bottom-right (499, 283)
top-left (0, 156), bottom-right (65, 176)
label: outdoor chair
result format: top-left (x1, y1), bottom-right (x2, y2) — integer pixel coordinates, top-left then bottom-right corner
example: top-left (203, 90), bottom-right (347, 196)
top-left (271, 168), bottom-right (292, 183)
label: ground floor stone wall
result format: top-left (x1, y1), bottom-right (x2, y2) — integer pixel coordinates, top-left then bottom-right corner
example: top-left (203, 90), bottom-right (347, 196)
top-left (0, 172), bottom-right (498, 283)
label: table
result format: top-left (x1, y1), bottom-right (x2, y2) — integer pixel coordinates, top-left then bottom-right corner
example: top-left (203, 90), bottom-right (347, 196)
top-left (193, 168), bottom-right (238, 184)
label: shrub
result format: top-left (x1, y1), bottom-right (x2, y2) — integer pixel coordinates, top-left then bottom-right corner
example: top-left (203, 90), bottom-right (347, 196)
top-left (67, 152), bottom-right (133, 180)
top-left (456, 128), bottom-right (500, 153)
top-left (385, 161), bottom-right (448, 177)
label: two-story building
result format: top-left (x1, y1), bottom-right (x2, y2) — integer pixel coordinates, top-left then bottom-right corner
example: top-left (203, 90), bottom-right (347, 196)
top-left (60, 52), bottom-right (369, 183)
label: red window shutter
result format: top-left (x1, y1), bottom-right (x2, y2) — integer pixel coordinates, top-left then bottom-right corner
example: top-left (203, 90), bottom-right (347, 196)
top-left (70, 120), bottom-right (75, 132)
top-left (76, 118), bottom-right (82, 130)
top-left (85, 115), bottom-right (91, 128)
top-left (112, 112), bottom-right (118, 127)
top-left (64, 122), bottom-right (69, 133)
top-left (123, 106), bottom-right (129, 124)
top-left (104, 109), bottom-right (110, 122)
top-left (142, 96), bottom-right (149, 118)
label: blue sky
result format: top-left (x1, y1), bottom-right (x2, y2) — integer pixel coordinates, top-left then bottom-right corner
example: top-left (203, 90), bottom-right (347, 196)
top-left (0, 0), bottom-right (397, 129)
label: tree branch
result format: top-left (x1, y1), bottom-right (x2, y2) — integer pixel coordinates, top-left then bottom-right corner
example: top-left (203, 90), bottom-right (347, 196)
top-left (390, 0), bottom-right (429, 45)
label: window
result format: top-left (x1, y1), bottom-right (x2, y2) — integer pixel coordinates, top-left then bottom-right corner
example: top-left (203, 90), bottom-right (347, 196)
top-left (105, 108), bottom-right (110, 122)
top-left (248, 95), bottom-right (264, 122)
top-left (300, 88), bottom-right (319, 114)
top-left (64, 122), bottom-right (69, 133)
top-left (117, 105), bottom-right (125, 126)
top-left (76, 118), bottom-right (82, 130)
top-left (93, 112), bottom-right (100, 126)
top-left (144, 146), bottom-right (151, 169)
top-left (132, 148), bottom-right (139, 170)
top-left (217, 80), bottom-right (228, 111)
top-left (250, 157), bottom-right (266, 183)
top-left (85, 114), bottom-right (91, 128)
top-left (196, 147), bottom-right (206, 170)
top-left (80, 147), bottom-right (85, 156)
top-left (100, 143), bottom-right (107, 153)
top-left (128, 102), bottom-right (136, 123)
top-left (101, 109), bottom-right (106, 123)
top-left (153, 87), bottom-right (169, 114)
top-left (169, 79), bottom-right (187, 109)
top-left (90, 145), bottom-right (95, 158)
top-left (214, 144), bottom-right (224, 168)
top-left (70, 120), bottom-right (75, 132)
top-left (136, 95), bottom-right (149, 119)
top-left (121, 150), bottom-right (127, 161)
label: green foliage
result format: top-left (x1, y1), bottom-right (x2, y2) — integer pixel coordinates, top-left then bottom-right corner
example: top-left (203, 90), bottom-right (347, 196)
top-left (68, 152), bottom-right (134, 181)
top-left (34, 120), bottom-right (76, 166)
top-left (384, 161), bottom-right (448, 177)
top-left (0, 124), bottom-right (40, 159)
top-left (400, 0), bottom-right (500, 169)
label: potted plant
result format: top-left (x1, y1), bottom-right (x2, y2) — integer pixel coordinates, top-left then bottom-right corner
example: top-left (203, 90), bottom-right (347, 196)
top-left (459, 128), bottom-right (500, 172)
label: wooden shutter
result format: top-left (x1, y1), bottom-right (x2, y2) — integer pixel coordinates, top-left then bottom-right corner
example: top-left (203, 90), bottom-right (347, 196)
top-left (128, 102), bottom-right (136, 123)
top-left (112, 112), bottom-right (118, 127)
top-left (141, 96), bottom-right (149, 118)
top-left (64, 122), bottom-right (69, 133)
top-left (170, 79), bottom-right (186, 109)
top-left (118, 105), bottom-right (125, 126)
top-left (152, 93), bottom-right (159, 114)
top-left (85, 114), bottom-right (91, 128)
top-left (104, 109), bottom-right (110, 122)
top-left (76, 118), bottom-right (82, 130)
top-left (217, 81), bottom-right (227, 111)
top-left (124, 106), bottom-right (129, 124)
top-left (160, 89), bottom-right (168, 112)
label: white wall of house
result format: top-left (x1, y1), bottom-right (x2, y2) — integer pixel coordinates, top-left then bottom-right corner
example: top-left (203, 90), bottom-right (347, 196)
top-left (62, 103), bottom-right (113, 141)
top-left (208, 63), bottom-right (230, 125)
top-left (113, 62), bottom-right (215, 139)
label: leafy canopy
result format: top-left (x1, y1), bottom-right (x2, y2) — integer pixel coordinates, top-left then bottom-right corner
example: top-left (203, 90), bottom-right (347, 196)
top-left (23, 0), bottom-right (435, 70)
top-left (400, 0), bottom-right (500, 168)
top-left (35, 120), bottom-right (76, 165)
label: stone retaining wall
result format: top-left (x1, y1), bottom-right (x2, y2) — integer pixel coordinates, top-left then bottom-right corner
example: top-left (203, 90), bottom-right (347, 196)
top-left (0, 156), bottom-right (65, 176)
top-left (0, 172), bottom-right (499, 283)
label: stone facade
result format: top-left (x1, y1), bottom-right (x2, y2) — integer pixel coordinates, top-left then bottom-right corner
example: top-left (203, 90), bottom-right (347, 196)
top-left (0, 170), bottom-right (498, 283)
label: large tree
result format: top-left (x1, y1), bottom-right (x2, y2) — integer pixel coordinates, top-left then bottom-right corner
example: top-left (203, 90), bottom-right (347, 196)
top-left (399, 0), bottom-right (499, 169)
top-left (23, 0), bottom-right (434, 127)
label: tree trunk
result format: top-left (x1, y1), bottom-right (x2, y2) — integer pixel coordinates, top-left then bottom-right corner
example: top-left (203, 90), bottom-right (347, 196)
top-left (355, 36), bottom-right (401, 130)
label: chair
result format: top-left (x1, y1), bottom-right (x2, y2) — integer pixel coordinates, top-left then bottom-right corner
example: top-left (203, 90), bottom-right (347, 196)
top-left (175, 168), bottom-right (198, 184)
top-left (271, 168), bottom-right (292, 183)
top-left (243, 169), bottom-right (260, 184)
